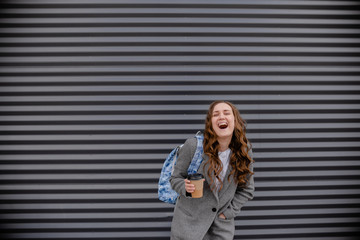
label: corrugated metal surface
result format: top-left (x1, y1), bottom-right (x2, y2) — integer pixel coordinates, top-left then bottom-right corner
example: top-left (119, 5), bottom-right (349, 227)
top-left (0, 0), bottom-right (360, 239)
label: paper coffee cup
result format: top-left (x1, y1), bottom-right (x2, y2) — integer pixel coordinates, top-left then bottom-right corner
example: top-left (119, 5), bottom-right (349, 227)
top-left (188, 173), bottom-right (204, 198)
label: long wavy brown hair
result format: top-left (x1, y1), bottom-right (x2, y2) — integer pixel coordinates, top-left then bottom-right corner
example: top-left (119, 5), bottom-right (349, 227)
top-left (203, 100), bottom-right (254, 191)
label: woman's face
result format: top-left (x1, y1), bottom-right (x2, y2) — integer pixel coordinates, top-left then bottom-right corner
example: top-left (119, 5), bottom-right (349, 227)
top-left (211, 102), bottom-right (235, 139)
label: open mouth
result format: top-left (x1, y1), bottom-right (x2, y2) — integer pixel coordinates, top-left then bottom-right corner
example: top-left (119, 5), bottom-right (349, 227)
top-left (218, 122), bottom-right (228, 129)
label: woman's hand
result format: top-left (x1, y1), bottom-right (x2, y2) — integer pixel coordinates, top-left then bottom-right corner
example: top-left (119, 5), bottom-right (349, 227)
top-left (219, 213), bottom-right (226, 220)
top-left (184, 179), bottom-right (205, 193)
top-left (184, 179), bottom-right (195, 193)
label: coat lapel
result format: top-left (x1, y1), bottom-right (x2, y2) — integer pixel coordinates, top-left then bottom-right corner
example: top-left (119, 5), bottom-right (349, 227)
top-left (199, 153), bottom-right (234, 200)
top-left (200, 153), bottom-right (235, 200)
top-left (218, 164), bottom-right (234, 199)
top-left (199, 153), bottom-right (219, 201)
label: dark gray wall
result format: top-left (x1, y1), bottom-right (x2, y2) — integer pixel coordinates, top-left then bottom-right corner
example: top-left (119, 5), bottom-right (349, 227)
top-left (1, 0), bottom-right (360, 239)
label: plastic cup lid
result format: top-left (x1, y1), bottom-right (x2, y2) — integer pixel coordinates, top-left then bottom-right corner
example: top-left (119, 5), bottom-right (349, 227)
top-left (188, 173), bottom-right (204, 180)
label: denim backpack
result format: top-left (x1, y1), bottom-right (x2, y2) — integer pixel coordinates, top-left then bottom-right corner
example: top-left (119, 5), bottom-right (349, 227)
top-left (158, 132), bottom-right (204, 204)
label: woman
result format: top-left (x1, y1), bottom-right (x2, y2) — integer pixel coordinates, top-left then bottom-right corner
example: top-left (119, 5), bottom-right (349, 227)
top-left (170, 100), bottom-right (255, 240)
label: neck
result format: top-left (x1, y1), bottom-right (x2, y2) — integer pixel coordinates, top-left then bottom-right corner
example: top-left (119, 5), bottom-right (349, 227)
top-left (217, 136), bottom-right (231, 152)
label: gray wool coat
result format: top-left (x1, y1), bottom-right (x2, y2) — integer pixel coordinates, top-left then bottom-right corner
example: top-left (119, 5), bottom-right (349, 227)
top-left (170, 137), bottom-right (255, 240)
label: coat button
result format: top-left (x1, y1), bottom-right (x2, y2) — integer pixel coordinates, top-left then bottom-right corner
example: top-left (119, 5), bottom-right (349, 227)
top-left (212, 208), bottom-right (217, 212)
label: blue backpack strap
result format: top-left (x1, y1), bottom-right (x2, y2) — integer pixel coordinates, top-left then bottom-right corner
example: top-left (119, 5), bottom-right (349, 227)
top-left (187, 131), bottom-right (204, 175)
top-left (158, 131), bottom-right (204, 205)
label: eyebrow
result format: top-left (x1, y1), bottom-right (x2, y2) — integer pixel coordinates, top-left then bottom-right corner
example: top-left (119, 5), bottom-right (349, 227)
top-left (213, 109), bottom-right (231, 113)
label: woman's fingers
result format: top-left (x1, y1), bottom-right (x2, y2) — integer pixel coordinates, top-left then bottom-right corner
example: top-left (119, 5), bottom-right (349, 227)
top-left (184, 179), bottom-right (195, 193)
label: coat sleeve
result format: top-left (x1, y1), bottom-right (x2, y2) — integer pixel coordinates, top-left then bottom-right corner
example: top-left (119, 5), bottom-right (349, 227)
top-left (222, 149), bottom-right (255, 220)
top-left (170, 138), bottom-right (197, 197)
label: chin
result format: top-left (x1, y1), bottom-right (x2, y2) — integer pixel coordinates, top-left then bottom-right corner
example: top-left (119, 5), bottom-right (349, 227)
top-left (216, 130), bottom-right (233, 138)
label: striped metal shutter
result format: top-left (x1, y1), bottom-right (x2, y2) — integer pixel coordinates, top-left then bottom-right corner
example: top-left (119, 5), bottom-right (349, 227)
top-left (1, 0), bottom-right (359, 239)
